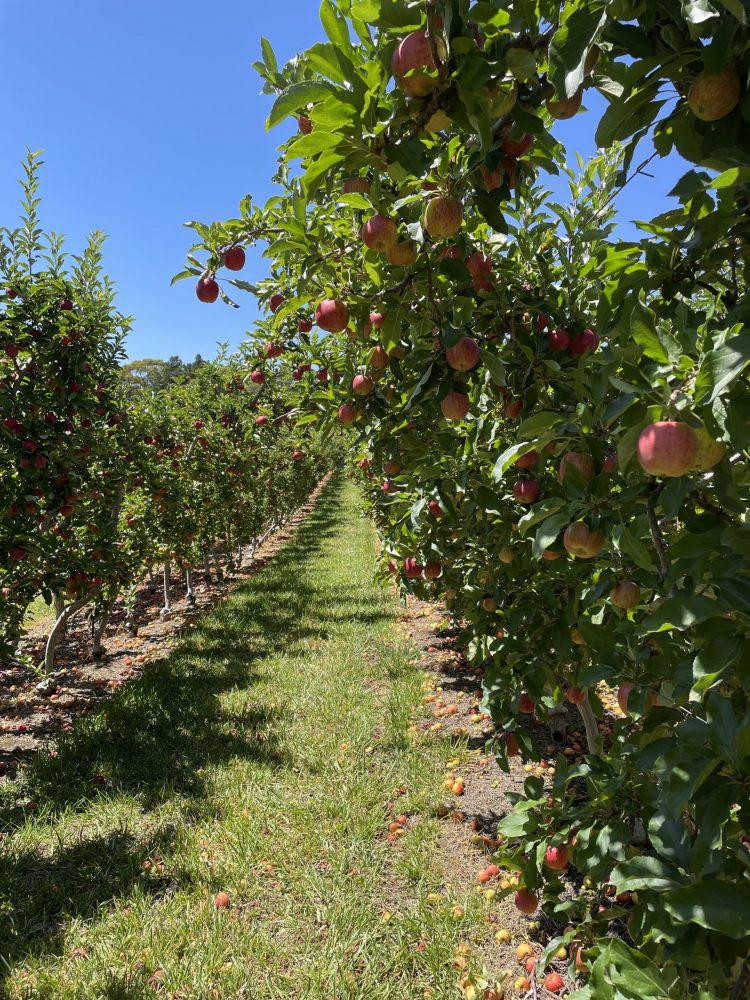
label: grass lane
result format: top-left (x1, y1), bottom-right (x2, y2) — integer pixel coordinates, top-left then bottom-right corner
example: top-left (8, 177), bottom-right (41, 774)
top-left (0, 477), bottom-right (476, 1000)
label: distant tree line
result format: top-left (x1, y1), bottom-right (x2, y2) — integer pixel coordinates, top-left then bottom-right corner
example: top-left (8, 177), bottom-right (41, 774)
top-left (119, 354), bottom-right (206, 395)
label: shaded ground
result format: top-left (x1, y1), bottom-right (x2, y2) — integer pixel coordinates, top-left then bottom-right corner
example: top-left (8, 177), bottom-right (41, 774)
top-left (0, 477), bottom-right (331, 782)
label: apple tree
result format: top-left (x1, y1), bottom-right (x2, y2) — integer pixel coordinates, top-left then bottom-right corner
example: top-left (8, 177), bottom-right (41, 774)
top-left (181, 1), bottom-right (750, 995)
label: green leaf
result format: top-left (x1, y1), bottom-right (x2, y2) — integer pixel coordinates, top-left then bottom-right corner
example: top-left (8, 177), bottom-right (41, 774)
top-left (260, 36), bottom-right (278, 73)
top-left (611, 855), bottom-right (684, 892)
top-left (319, 0), bottom-right (352, 49)
top-left (611, 524), bottom-right (656, 571)
top-left (517, 498), bottom-right (567, 534)
top-left (663, 882), bottom-right (750, 939)
top-left (641, 596), bottom-right (723, 633)
top-left (630, 298), bottom-right (679, 363)
top-left (548, 3), bottom-right (607, 99)
top-left (532, 512), bottom-right (569, 558)
top-left (694, 330), bottom-right (750, 404)
top-left (491, 441), bottom-right (537, 480)
top-left (517, 411), bottom-right (565, 438)
top-left (596, 83), bottom-right (664, 147)
top-left (480, 349), bottom-right (505, 386)
top-left (266, 82), bottom-right (334, 130)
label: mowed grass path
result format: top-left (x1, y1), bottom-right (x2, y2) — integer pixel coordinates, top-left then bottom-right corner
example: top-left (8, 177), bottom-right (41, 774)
top-left (0, 479), bottom-right (470, 1000)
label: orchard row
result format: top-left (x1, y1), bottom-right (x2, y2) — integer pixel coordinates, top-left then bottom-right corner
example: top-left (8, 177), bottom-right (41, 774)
top-left (182, 1), bottom-right (750, 997)
top-left (0, 155), bottom-right (334, 669)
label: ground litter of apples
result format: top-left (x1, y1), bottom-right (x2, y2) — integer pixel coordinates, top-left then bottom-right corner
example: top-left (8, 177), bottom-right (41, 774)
top-left (399, 597), bottom-right (627, 996)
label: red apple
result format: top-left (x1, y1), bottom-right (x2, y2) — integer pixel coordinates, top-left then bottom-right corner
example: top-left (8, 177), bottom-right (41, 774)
top-left (548, 328), bottom-right (570, 351)
top-left (298, 318), bottom-right (313, 333)
top-left (602, 453), bottom-right (616, 473)
top-left (502, 732), bottom-right (519, 756)
top-left (251, 370), bottom-right (266, 385)
top-left (353, 374), bottom-right (374, 396)
top-left (196, 277), bottom-right (219, 303)
top-left (316, 368), bottom-right (328, 382)
top-left (544, 845), bottom-right (569, 871)
top-left (424, 196), bottom-right (463, 239)
top-left (292, 450), bottom-right (302, 461)
top-left (390, 29), bottom-right (445, 97)
top-left (369, 311), bottom-right (385, 329)
top-left (544, 972), bottom-right (564, 993)
top-left (514, 889), bottom-right (538, 914)
top-left (316, 299), bottom-right (349, 333)
top-left (558, 451), bottom-right (594, 485)
top-left (637, 421), bottom-right (698, 477)
top-left (566, 687), bottom-right (586, 705)
top-left (512, 480), bottom-right (539, 504)
top-left (338, 404), bottom-right (356, 425)
top-left (465, 252), bottom-right (493, 278)
top-left (617, 682), bottom-right (635, 715)
top-left (370, 346), bottom-right (390, 368)
top-left (297, 115), bottom-right (312, 134)
top-left (563, 521), bottom-right (605, 559)
top-left (404, 557), bottom-right (424, 579)
top-left (569, 328), bottom-right (599, 355)
top-left (518, 691), bottom-right (535, 713)
top-left (264, 342), bottom-right (284, 358)
top-left (428, 500), bottom-right (444, 518)
top-left (224, 246), bottom-right (245, 271)
top-left (255, 415), bottom-right (269, 426)
top-left (342, 177), bottom-right (371, 195)
top-left (388, 242), bottom-right (418, 265)
top-left (383, 459), bottom-right (400, 475)
top-left (514, 450), bottom-right (538, 470)
top-left (446, 337), bottom-right (480, 372)
top-left (5, 287), bottom-right (18, 300)
top-left (441, 389), bottom-right (470, 421)
top-left (501, 130), bottom-right (534, 157)
top-left (361, 215), bottom-right (398, 253)
top-left (10, 546), bottom-right (26, 562)
top-left (269, 293), bottom-right (284, 313)
top-left (424, 561), bottom-right (442, 579)
top-left (504, 398), bottom-right (523, 419)
top-left (611, 581), bottom-right (640, 609)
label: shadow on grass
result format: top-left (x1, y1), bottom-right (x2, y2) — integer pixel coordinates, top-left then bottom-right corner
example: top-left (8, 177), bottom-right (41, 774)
top-left (0, 475), bottom-right (395, 984)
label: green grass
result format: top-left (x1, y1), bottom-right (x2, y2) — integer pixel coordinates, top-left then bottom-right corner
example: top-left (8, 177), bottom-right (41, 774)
top-left (23, 595), bottom-right (55, 629)
top-left (0, 478), bottom-right (480, 999)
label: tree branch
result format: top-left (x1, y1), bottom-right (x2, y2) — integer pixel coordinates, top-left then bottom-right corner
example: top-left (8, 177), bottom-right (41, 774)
top-left (647, 485), bottom-right (676, 598)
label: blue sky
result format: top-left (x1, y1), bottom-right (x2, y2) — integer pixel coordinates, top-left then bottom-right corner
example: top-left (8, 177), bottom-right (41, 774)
top-left (0, 2), bottom-right (684, 362)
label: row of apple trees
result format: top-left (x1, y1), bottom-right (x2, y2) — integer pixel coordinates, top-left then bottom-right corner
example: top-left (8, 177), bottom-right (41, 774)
top-left (177, 1), bottom-right (750, 997)
top-left (0, 154), bottom-right (333, 674)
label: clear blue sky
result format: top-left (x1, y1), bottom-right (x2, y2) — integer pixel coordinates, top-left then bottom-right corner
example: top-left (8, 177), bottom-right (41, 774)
top-left (0, 2), bottom-right (684, 362)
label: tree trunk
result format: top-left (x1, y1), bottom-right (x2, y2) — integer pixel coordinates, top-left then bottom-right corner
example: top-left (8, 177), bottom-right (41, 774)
top-left (147, 566), bottom-right (158, 593)
top-left (92, 596), bottom-right (115, 658)
top-left (202, 551), bottom-right (212, 583)
top-left (579, 694), bottom-right (603, 756)
top-left (45, 591), bottom-right (99, 673)
top-left (160, 562), bottom-right (172, 618)
top-left (212, 547), bottom-right (224, 582)
top-left (185, 567), bottom-right (196, 606)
